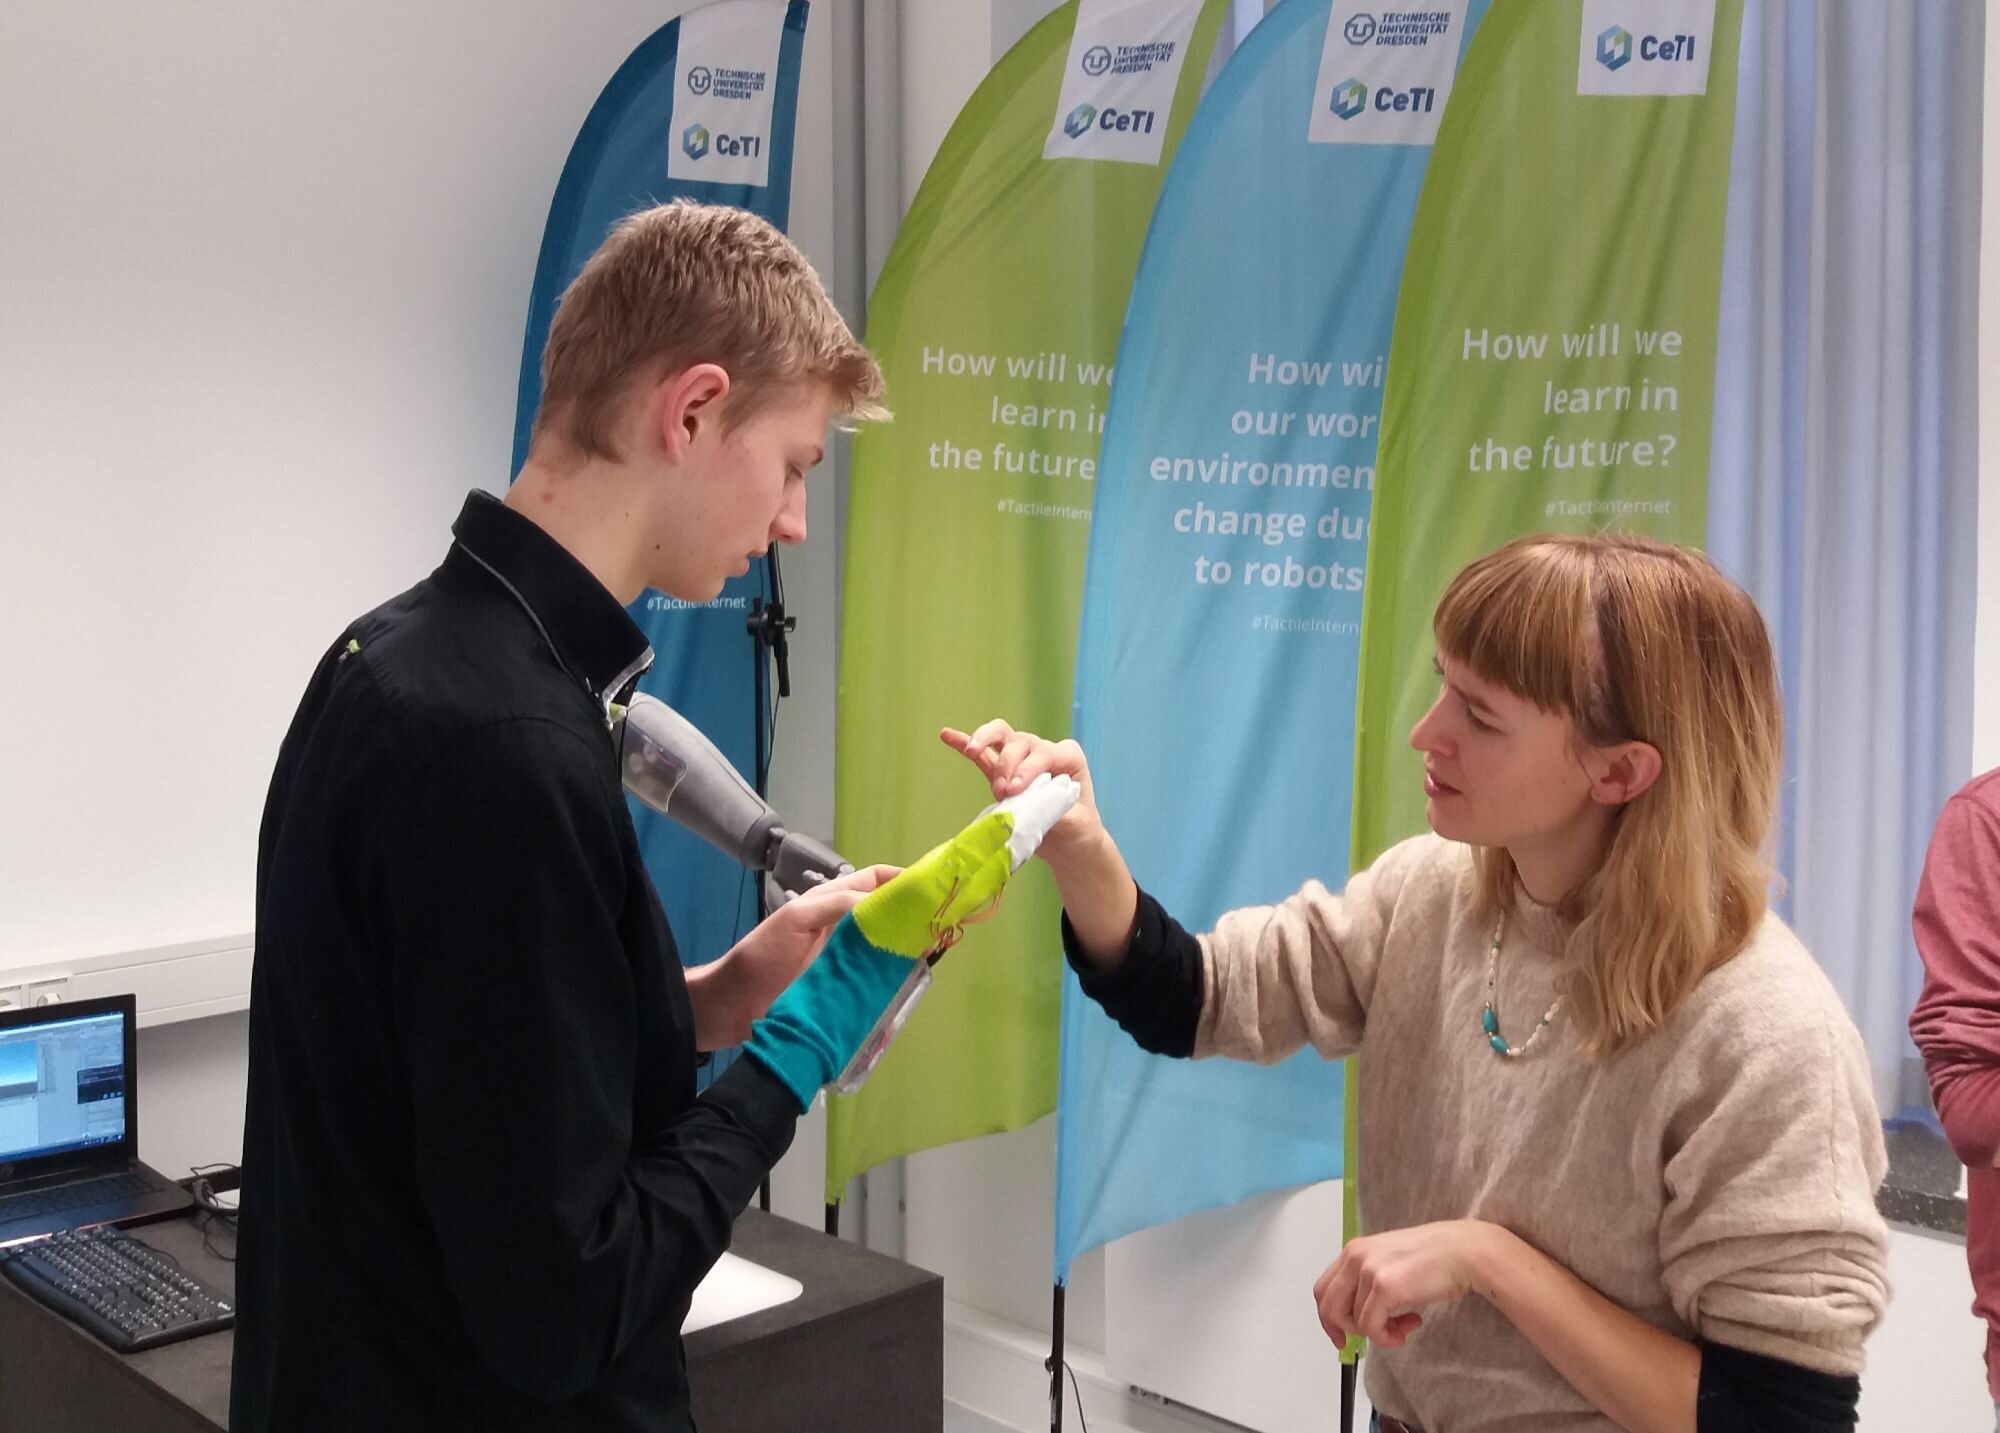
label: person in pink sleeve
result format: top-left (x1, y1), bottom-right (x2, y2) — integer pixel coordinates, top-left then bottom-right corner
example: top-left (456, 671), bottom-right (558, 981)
top-left (1911, 766), bottom-right (2000, 1429)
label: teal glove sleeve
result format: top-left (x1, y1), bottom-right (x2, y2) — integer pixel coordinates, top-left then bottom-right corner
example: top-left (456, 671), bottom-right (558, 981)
top-left (742, 925), bottom-right (919, 1112)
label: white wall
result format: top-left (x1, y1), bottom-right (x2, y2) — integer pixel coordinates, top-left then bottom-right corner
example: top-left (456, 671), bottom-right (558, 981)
top-left (1, 4), bottom-right (729, 968)
top-left (899, 5), bottom-right (1000, 210)
top-left (136, 1011), bottom-right (250, 1180)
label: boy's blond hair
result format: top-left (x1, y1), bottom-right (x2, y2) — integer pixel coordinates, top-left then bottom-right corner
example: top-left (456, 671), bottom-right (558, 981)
top-left (531, 201), bottom-right (886, 461)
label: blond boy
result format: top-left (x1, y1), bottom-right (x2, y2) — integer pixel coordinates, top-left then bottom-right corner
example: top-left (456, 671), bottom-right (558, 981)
top-left (234, 204), bottom-right (886, 1433)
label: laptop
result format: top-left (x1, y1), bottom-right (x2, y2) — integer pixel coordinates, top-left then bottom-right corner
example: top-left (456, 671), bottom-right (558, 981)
top-left (0, 994), bottom-right (192, 1247)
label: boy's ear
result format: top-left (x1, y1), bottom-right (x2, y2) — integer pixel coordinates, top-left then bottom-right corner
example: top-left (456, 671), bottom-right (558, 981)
top-left (656, 363), bottom-right (731, 458)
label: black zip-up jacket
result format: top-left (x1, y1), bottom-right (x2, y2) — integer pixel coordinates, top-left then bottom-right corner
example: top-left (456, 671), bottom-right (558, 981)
top-left (232, 491), bottom-right (798, 1433)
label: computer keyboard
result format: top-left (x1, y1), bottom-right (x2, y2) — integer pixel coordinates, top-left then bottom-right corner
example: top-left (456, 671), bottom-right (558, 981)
top-left (1, 1225), bottom-right (235, 1352)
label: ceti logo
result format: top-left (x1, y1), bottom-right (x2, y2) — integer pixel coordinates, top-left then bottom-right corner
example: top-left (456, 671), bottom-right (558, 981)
top-left (1330, 78), bottom-right (1368, 120)
top-left (1061, 101), bottom-right (1158, 140)
top-left (681, 124), bottom-right (710, 160)
top-left (1596, 22), bottom-right (1699, 71)
top-left (1081, 44), bottom-right (1112, 77)
top-left (1636, 32), bottom-right (1698, 60)
top-left (1372, 84), bottom-right (1437, 114)
top-left (1094, 107), bottom-right (1155, 135)
top-left (686, 65), bottom-right (713, 95)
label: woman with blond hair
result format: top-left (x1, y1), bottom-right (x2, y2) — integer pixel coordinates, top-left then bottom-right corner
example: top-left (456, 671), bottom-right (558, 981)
top-left (949, 533), bottom-right (1890, 1433)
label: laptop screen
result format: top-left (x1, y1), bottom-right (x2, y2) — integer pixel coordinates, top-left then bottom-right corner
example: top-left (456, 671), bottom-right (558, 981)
top-left (0, 997), bottom-right (135, 1178)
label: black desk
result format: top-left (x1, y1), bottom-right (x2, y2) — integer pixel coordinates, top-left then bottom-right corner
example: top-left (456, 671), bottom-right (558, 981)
top-left (0, 1210), bottom-right (942, 1432)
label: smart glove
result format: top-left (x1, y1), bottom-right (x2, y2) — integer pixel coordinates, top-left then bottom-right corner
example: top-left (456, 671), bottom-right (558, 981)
top-left (743, 773), bottom-right (1079, 1111)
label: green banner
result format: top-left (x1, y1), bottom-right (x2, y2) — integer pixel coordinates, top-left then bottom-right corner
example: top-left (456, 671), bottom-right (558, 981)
top-left (828, 0), bottom-right (1229, 1200)
top-left (1352, 0), bottom-right (1744, 870)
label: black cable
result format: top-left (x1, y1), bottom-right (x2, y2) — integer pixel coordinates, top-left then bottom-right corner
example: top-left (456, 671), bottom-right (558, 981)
top-left (197, 1211), bottom-right (237, 1262)
top-left (732, 550), bottom-right (778, 979)
top-left (188, 1164), bottom-right (239, 1263)
top-left (1042, 1352), bottom-right (1091, 1433)
top-left (188, 1163), bottom-right (240, 1211)
top-left (730, 865), bottom-right (755, 944)
top-left (1063, 1360), bottom-right (1091, 1433)
top-left (708, 557), bottom-right (783, 1097)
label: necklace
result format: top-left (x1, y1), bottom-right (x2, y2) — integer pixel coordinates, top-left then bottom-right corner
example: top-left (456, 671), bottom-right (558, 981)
top-left (1481, 909), bottom-right (1563, 1059)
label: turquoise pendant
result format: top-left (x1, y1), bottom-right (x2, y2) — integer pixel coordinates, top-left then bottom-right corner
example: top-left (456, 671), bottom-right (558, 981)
top-left (1488, 1034), bottom-right (1510, 1055)
top-left (1481, 1007), bottom-right (1499, 1036)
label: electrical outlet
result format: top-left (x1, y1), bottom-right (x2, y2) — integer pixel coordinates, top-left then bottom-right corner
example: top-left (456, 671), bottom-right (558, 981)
top-left (23, 979), bottom-right (68, 1009)
top-left (0, 987), bottom-right (22, 1015)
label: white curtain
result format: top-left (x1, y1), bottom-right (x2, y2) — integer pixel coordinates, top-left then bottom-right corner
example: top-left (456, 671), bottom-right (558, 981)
top-left (1707, 0), bottom-right (1983, 1115)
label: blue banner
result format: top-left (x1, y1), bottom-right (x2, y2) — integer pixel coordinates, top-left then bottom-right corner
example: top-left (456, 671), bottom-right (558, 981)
top-left (511, 1), bottom-right (809, 987)
top-left (1059, 0), bottom-right (1486, 1277)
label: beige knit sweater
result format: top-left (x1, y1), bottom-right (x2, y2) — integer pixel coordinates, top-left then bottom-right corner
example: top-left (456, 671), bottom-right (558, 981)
top-left (1194, 834), bottom-right (1891, 1433)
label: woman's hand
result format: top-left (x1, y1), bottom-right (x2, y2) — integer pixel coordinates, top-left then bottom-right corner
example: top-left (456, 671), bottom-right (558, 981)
top-left (1319, 1221), bottom-right (1704, 1433)
top-left (939, 719), bottom-right (1137, 968)
top-left (1312, 1220), bottom-right (1502, 1349)
top-left (940, 720), bottom-right (1101, 858)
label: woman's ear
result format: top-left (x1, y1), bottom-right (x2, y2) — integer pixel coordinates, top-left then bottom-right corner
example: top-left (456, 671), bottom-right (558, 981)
top-left (1588, 740), bottom-right (1663, 807)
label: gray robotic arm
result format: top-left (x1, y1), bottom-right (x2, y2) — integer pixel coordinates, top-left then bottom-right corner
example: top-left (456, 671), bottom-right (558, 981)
top-left (612, 693), bottom-right (851, 900)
